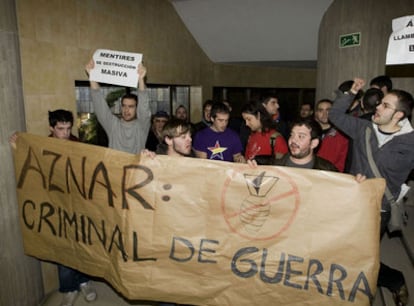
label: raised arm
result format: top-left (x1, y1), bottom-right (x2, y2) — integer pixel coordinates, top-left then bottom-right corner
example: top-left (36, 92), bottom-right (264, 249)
top-left (85, 58), bottom-right (115, 134)
top-left (350, 78), bottom-right (365, 95)
top-left (138, 63), bottom-right (147, 91)
top-left (136, 63), bottom-right (151, 140)
top-left (328, 78), bottom-right (368, 139)
top-left (85, 59), bottom-right (99, 90)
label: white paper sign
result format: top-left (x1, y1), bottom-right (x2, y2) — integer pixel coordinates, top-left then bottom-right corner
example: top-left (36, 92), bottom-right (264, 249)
top-left (89, 49), bottom-right (143, 87)
top-left (386, 15), bottom-right (414, 65)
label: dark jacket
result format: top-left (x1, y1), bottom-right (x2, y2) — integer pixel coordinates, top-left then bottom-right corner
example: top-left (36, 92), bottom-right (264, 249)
top-left (145, 129), bottom-right (162, 152)
top-left (329, 91), bottom-right (414, 211)
top-left (193, 119), bottom-right (211, 136)
top-left (271, 154), bottom-right (338, 172)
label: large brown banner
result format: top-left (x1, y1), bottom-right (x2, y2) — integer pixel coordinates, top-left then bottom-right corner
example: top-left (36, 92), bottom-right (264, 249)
top-left (12, 133), bottom-right (384, 305)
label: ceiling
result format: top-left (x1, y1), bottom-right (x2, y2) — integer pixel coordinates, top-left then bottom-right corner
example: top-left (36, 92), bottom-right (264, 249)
top-left (170, 0), bottom-right (334, 68)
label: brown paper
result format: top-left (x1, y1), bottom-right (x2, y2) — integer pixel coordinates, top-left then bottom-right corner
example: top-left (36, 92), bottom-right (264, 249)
top-left (13, 133), bottom-right (384, 306)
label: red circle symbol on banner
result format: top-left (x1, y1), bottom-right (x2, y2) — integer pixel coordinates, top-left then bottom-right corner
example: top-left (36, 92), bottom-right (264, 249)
top-left (221, 166), bottom-right (300, 241)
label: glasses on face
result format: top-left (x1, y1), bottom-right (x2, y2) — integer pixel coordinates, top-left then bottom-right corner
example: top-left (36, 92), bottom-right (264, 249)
top-left (377, 101), bottom-right (398, 111)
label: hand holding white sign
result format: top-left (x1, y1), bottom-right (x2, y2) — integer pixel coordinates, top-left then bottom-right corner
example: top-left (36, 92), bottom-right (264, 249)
top-left (89, 49), bottom-right (143, 87)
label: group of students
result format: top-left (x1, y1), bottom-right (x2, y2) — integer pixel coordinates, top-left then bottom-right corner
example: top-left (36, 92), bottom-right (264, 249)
top-left (140, 74), bottom-right (413, 306)
top-left (139, 74), bottom-right (412, 305)
top-left (10, 56), bottom-right (412, 306)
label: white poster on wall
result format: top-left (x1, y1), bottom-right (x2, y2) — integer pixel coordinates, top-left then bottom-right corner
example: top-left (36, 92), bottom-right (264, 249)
top-left (89, 49), bottom-right (143, 87)
top-left (386, 15), bottom-right (414, 65)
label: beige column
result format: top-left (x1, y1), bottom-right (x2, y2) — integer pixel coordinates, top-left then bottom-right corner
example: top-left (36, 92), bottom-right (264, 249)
top-left (0, 0), bottom-right (44, 305)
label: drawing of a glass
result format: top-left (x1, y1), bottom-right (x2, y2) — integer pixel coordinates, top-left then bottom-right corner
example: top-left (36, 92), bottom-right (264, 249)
top-left (240, 172), bottom-right (279, 233)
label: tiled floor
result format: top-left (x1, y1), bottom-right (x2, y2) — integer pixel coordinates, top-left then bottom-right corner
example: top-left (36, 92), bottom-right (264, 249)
top-left (41, 187), bottom-right (414, 306)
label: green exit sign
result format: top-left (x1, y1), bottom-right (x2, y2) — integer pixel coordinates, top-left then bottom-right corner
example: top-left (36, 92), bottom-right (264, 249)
top-left (339, 32), bottom-right (361, 48)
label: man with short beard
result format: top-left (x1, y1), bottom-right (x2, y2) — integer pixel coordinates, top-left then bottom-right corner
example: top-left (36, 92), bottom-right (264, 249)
top-left (152, 118), bottom-right (193, 306)
top-left (329, 78), bottom-right (413, 306)
top-left (271, 118), bottom-right (337, 171)
top-left (156, 118), bottom-right (194, 157)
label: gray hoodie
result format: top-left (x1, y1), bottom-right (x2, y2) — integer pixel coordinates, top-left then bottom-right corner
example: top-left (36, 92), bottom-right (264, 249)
top-left (329, 91), bottom-right (414, 211)
top-left (91, 88), bottom-right (151, 154)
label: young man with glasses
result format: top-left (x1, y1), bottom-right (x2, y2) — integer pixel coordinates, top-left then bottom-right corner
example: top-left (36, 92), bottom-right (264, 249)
top-left (329, 78), bottom-right (414, 306)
